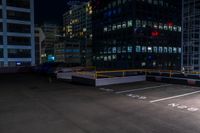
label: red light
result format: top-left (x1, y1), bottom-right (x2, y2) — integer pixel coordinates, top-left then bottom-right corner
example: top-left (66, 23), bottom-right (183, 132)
top-left (167, 22), bottom-right (174, 26)
top-left (151, 31), bottom-right (160, 37)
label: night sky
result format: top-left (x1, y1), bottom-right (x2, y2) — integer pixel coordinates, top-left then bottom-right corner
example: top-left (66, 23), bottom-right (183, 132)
top-left (35, 0), bottom-right (69, 25)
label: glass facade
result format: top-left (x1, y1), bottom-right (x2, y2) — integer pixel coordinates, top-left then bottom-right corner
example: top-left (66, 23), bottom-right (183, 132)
top-left (92, 0), bottom-right (182, 70)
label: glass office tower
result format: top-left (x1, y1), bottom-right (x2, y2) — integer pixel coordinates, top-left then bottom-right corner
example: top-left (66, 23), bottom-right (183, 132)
top-left (92, 0), bottom-right (182, 70)
top-left (182, 0), bottom-right (200, 72)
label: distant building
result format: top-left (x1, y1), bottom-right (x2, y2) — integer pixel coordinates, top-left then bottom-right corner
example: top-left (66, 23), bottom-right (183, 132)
top-left (40, 23), bottom-right (62, 63)
top-left (63, 1), bottom-right (92, 66)
top-left (55, 39), bottom-right (81, 66)
top-left (182, 0), bottom-right (200, 72)
top-left (35, 27), bottom-right (45, 65)
top-left (0, 0), bottom-right (35, 67)
top-left (92, 0), bottom-right (182, 70)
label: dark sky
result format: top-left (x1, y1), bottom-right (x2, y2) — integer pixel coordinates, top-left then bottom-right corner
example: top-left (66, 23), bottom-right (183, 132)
top-left (35, 0), bottom-right (69, 25)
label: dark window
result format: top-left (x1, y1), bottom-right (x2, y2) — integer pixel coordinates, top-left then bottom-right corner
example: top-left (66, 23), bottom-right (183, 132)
top-left (7, 36), bottom-right (31, 46)
top-left (7, 0), bottom-right (30, 9)
top-left (8, 49), bottom-right (31, 58)
top-left (0, 49), bottom-right (3, 58)
top-left (7, 23), bottom-right (31, 33)
top-left (7, 10), bottom-right (30, 21)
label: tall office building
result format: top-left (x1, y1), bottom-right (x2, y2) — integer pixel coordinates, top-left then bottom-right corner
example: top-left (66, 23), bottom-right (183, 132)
top-left (182, 0), bottom-right (200, 72)
top-left (63, 1), bottom-right (92, 66)
top-left (92, 0), bottom-right (182, 70)
top-left (0, 0), bottom-right (35, 67)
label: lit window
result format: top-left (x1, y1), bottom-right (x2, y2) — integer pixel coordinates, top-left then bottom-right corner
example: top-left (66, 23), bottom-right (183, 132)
top-left (142, 46), bottom-right (147, 53)
top-left (122, 21), bottom-right (127, 28)
top-left (128, 46), bottom-right (132, 53)
top-left (142, 20), bottom-right (147, 28)
top-left (136, 19), bottom-right (141, 28)
top-left (178, 48), bottom-right (182, 53)
top-left (148, 47), bottom-right (152, 53)
top-left (108, 47), bottom-right (112, 54)
top-left (153, 22), bottom-right (158, 29)
top-left (112, 47), bottom-right (117, 53)
top-left (164, 24), bottom-right (168, 30)
top-left (127, 20), bottom-right (133, 27)
top-left (178, 26), bottom-right (182, 32)
top-left (153, 46), bottom-right (158, 53)
top-left (122, 46), bottom-right (126, 53)
top-left (104, 27), bottom-right (108, 32)
top-left (159, 23), bottom-right (163, 30)
top-left (117, 47), bottom-right (121, 53)
top-left (164, 47), bottom-right (168, 53)
top-left (117, 23), bottom-right (122, 29)
top-left (169, 47), bottom-right (173, 53)
top-left (159, 47), bottom-right (163, 53)
top-left (136, 46), bottom-right (141, 53)
top-left (173, 26), bottom-right (177, 31)
top-left (112, 24), bottom-right (117, 30)
top-left (173, 47), bottom-right (177, 53)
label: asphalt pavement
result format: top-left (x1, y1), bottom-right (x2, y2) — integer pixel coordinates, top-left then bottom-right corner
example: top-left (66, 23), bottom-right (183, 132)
top-left (1, 74), bottom-right (200, 133)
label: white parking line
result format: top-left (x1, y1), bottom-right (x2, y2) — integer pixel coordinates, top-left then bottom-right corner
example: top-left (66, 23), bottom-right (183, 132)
top-left (150, 90), bottom-right (200, 103)
top-left (115, 84), bottom-right (172, 94)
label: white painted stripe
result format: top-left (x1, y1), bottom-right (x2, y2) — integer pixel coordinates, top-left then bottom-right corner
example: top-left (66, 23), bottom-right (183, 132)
top-left (150, 90), bottom-right (200, 103)
top-left (115, 84), bottom-right (172, 94)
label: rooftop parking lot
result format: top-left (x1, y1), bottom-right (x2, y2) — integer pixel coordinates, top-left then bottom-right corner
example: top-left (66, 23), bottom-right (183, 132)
top-left (1, 74), bottom-right (200, 133)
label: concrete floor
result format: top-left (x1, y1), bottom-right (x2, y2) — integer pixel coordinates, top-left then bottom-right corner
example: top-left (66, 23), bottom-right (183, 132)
top-left (1, 74), bottom-right (200, 133)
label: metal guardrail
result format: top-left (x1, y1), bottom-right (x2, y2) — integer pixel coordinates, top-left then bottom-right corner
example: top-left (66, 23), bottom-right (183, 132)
top-left (74, 69), bottom-right (200, 79)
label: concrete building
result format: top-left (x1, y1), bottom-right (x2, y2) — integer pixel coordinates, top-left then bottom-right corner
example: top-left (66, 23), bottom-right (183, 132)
top-left (63, 1), bottom-right (92, 66)
top-left (0, 0), bottom-right (35, 67)
top-left (35, 27), bottom-right (45, 65)
top-left (92, 0), bottom-right (182, 70)
top-left (40, 23), bottom-right (61, 63)
top-left (182, 0), bottom-right (200, 72)
top-left (55, 39), bottom-right (81, 66)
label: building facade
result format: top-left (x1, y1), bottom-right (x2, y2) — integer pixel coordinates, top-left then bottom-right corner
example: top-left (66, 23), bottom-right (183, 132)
top-left (40, 23), bottom-right (61, 63)
top-left (0, 0), bottom-right (35, 67)
top-left (182, 0), bottom-right (200, 72)
top-left (63, 1), bottom-right (92, 66)
top-left (92, 0), bottom-right (182, 70)
top-left (55, 39), bottom-right (81, 66)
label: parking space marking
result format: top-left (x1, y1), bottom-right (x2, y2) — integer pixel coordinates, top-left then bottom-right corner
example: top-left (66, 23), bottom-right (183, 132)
top-left (150, 90), bottom-right (200, 103)
top-left (115, 84), bottom-right (172, 94)
top-left (168, 103), bottom-right (199, 112)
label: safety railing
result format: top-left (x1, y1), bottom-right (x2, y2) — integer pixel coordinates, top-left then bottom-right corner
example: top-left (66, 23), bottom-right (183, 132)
top-left (74, 68), bottom-right (200, 80)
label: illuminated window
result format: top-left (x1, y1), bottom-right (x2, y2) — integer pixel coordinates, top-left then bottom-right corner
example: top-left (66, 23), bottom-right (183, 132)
top-left (153, 46), bottom-right (158, 53)
top-left (178, 48), bottom-right (181, 53)
top-left (164, 24), bottom-right (168, 30)
top-left (164, 47), bottom-right (168, 53)
top-left (169, 47), bottom-right (173, 53)
top-left (159, 23), bottom-right (163, 30)
top-left (159, 47), bottom-right (163, 53)
top-left (122, 46), bottom-right (126, 53)
top-left (112, 47), bottom-right (117, 53)
top-left (136, 46), bottom-right (141, 52)
top-left (173, 47), bottom-right (177, 53)
top-left (128, 46), bottom-right (132, 53)
top-left (117, 23), bottom-right (122, 29)
top-left (127, 20), bottom-right (133, 27)
top-left (178, 26), bottom-right (182, 32)
top-left (142, 20), bottom-right (147, 27)
top-left (122, 21), bottom-right (127, 28)
top-left (104, 27), bottom-right (108, 32)
top-left (136, 19), bottom-right (141, 28)
top-left (117, 47), bottom-right (121, 53)
top-left (142, 46), bottom-right (147, 53)
top-left (173, 26), bottom-right (177, 31)
top-left (148, 47), bottom-right (152, 53)
top-left (112, 24), bottom-right (117, 30)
